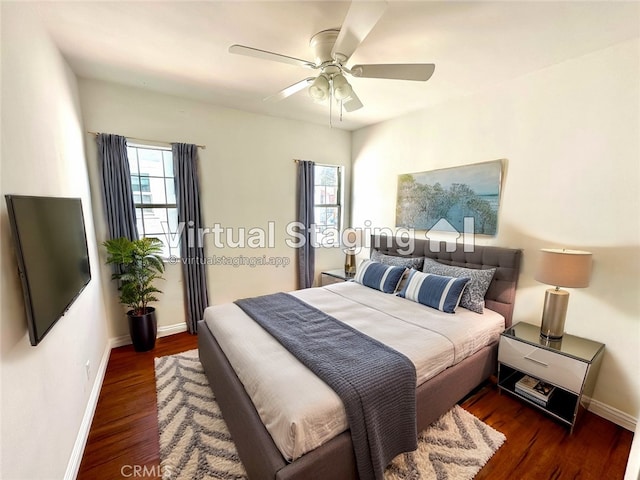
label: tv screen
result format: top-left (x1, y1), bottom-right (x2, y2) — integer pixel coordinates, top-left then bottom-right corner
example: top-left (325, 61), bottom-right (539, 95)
top-left (5, 195), bottom-right (92, 346)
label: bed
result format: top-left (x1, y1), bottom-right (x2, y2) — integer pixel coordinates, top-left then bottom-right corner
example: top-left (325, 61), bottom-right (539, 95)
top-left (198, 235), bottom-right (521, 480)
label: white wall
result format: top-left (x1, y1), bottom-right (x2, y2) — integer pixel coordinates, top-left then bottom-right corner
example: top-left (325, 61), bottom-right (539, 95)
top-left (79, 79), bottom-right (351, 338)
top-left (0, 4), bottom-right (111, 479)
top-left (352, 39), bottom-right (640, 425)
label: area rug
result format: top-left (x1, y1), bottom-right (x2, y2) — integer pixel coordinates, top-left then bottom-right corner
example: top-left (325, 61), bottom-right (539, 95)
top-left (155, 349), bottom-right (505, 480)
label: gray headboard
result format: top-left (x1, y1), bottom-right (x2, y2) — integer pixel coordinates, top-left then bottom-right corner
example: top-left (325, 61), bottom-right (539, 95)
top-left (371, 235), bottom-right (522, 328)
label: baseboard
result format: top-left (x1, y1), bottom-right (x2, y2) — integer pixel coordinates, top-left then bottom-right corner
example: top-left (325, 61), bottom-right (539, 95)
top-left (588, 397), bottom-right (637, 432)
top-left (110, 334), bottom-right (131, 348)
top-left (64, 340), bottom-right (112, 480)
top-left (158, 322), bottom-right (188, 337)
top-left (110, 322), bottom-right (188, 348)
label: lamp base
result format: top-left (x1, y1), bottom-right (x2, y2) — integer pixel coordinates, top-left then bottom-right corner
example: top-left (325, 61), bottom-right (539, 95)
top-left (344, 252), bottom-right (356, 276)
top-left (540, 288), bottom-right (569, 339)
top-left (539, 335), bottom-right (563, 349)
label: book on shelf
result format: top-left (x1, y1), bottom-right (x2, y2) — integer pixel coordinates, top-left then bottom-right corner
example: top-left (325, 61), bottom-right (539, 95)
top-left (515, 387), bottom-right (549, 407)
top-left (515, 375), bottom-right (555, 405)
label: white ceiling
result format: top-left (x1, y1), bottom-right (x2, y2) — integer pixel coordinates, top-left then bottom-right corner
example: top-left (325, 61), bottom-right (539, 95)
top-left (35, 1), bottom-right (640, 131)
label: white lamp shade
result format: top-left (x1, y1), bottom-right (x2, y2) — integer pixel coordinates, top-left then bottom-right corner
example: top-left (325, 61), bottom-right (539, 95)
top-left (535, 248), bottom-right (592, 288)
top-left (332, 73), bottom-right (353, 100)
top-left (309, 75), bottom-right (329, 101)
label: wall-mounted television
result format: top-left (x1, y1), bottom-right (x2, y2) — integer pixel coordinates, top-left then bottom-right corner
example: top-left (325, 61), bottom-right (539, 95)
top-left (5, 195), bottom-right (92, 346)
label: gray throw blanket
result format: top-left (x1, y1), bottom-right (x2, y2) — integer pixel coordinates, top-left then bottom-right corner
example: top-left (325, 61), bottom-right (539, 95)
top-left (235, 292), bottom-right (417, 480)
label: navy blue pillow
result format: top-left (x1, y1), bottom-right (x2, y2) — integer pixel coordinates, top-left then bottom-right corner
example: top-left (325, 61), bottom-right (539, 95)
top-left (354, 260), bottom-right (406, 294)
top-left (398, 270), bottom-right (470, 313)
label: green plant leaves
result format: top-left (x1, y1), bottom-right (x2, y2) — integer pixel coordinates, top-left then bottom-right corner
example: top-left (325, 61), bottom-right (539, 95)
top-left (103, 236), bottom-right (165, 314)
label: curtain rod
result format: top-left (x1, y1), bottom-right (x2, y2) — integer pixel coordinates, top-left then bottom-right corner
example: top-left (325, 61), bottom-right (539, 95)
top-left (88, 131), bottom-right (206, 150)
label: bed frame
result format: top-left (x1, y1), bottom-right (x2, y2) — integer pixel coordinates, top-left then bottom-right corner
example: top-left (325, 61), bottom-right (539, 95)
top-left (198, 236), bottom-right (521, 480)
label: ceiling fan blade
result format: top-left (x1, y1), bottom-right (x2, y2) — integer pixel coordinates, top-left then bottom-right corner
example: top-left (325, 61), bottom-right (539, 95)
top-left (350, 63), bottom-right (435, 81)
top-left (229, 44), bottom-right (316, 69)
top-left (331, 1), bottom-right (387, 62)
top-left (264, 78), bottom-right (315, 103)
top-left (343, 90), bottom-right (363, 112)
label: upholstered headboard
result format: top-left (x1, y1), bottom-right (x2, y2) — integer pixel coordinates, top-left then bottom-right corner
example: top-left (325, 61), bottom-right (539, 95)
top-left (371, 235), bottom-right (522, 328)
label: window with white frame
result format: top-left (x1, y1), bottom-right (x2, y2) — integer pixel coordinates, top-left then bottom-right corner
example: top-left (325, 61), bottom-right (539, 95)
top-left (314, 164), bottom-right (342, 244)
top-left (127, 144), bottom-right (179, 258)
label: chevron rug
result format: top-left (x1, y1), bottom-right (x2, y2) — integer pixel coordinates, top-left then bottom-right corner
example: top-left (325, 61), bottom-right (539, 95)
top-left (155, 349), bottom-right (505, 480)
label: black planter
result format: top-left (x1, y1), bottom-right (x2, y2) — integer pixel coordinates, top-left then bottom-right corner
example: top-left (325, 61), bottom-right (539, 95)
top-left (127, 307), bottom-right (157, 352)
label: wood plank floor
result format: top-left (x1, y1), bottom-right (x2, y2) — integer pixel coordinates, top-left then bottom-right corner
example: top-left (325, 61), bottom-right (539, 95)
top-left (78, 332), bottom-right (633, 479)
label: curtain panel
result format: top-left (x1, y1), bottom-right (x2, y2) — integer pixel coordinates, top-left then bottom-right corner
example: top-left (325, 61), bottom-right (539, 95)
top-left (173, 143), bottom-right (209, 334)
top-left (296, 160), bottom-right (315, 289)
top-left (96, 133), bottom-right (139, 241)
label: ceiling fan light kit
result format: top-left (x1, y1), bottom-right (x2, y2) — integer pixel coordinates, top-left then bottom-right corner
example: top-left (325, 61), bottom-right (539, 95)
top-left (331, 73), bottom-right (353, 101)
top-left (229, 1), bottom-right (435, 123)
top-left (309, 75), bottom-right (330, 101)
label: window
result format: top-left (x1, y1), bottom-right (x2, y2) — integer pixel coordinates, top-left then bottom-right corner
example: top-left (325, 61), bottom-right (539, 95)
top-left (127, 144), bottom-right (178, 258)
top-left (314, 164), bottom-right (342, 244)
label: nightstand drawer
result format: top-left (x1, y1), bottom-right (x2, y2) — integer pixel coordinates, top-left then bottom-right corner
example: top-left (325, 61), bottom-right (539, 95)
top-left (499, 336), bottom-right (588, 393)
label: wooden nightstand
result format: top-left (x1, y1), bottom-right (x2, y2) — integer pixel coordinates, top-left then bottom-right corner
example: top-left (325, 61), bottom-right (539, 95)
top-left (497, 321), bottom-right (604, 433)
top-left (320, 269), bottom-right (354, 286)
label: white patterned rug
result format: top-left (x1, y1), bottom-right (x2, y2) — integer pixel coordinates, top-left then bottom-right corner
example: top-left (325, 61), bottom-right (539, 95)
top-left (155, 349), bottom-right (505, 480)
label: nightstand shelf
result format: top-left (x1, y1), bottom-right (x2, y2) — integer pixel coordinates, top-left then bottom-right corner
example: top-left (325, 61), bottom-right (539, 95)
top-left (497, 322), bottom-right (604, 433)
top-left (498, 364), bottom-right (578, 426)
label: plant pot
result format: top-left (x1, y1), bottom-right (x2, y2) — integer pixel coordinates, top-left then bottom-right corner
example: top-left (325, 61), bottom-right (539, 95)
top-left (127, 307), bottom-right (157, 352)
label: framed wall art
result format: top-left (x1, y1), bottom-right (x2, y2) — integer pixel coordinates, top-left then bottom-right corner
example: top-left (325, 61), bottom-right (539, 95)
top-left (396, 159), bottom-right (504, 236)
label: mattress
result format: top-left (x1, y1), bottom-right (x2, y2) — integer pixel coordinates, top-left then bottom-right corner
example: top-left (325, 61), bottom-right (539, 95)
top-left (203, 281), bottom-right (505, 462)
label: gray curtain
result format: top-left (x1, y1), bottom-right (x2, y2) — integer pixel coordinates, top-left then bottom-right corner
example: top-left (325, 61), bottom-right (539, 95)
top-left (173, 143), bottom-right (209, 334)
top-left (296, 160), bottom-right (315, 288)
top-left (97, 134), bottom-right (138, 240)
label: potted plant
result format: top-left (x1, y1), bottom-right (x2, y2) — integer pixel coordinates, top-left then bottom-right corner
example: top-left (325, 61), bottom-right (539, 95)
top-left (103, 236), bottom-right (165, 352)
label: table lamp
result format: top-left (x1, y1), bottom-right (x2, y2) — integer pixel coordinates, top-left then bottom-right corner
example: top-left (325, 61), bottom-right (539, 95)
top-left (342, 229), bottom-right (362, 276)
top-left (535, 248), bottom-right (592, 339)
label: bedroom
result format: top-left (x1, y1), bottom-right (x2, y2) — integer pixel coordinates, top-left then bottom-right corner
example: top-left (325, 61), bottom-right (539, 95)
top-left (1, 1), bottom-right (638, 479)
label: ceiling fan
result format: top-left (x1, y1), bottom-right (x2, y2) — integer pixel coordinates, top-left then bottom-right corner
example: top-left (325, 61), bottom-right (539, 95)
top-left (228, 1), bottom-right (435, 116)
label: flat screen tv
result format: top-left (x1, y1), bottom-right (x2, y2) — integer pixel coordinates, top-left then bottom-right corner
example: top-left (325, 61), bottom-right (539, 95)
top-left (5, 195), bottom-right (92, 346)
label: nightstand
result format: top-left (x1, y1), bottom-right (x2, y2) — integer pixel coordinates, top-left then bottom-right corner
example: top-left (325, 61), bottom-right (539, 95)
top-left (321, 269), bottom-right (354, 286)
top-left (497, 321), bottom-right (604, 433)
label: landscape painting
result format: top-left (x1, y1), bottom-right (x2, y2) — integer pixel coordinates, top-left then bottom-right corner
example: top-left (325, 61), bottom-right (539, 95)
top-left (396, 160), bottom-right (503, 235)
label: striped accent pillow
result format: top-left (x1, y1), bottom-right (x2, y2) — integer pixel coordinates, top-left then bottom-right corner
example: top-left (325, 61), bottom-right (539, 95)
top-left (422, 258), bottom-right (496, 314)
top-left (398, 270), bottom-right (470, 313)
top-left (354, 260), bottom-right (406, 294)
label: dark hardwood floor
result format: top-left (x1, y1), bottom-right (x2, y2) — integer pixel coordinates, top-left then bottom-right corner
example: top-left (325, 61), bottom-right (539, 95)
top-left (464, 385), bottom-right (633, 480)
top-left (78, 333), bottom-right (199, 480)
top-left (78, 332), bottom-right (633, 479)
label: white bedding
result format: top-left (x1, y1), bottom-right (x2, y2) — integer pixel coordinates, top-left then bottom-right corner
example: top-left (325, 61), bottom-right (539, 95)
top-left (203, 281), bottom-right (505, 462)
